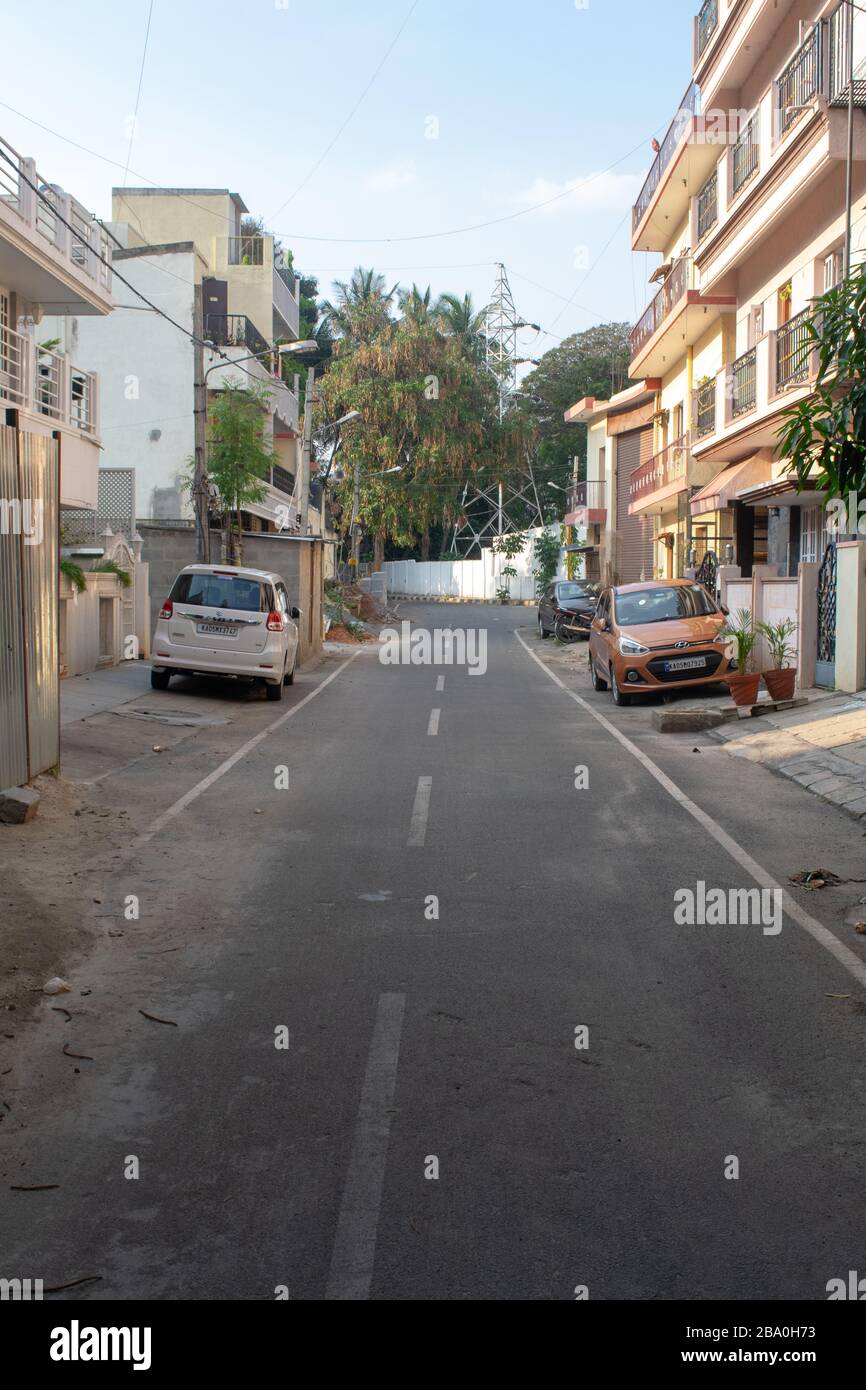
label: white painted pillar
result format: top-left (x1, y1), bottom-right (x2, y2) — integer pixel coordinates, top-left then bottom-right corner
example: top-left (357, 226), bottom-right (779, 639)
top-left (835, 540), bottom-right (866, 692)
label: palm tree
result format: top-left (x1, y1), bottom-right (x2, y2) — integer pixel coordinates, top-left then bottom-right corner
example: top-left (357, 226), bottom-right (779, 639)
top-left (398, 283), bottom-right (434, 326)
top-left (434, 291), bottom-right (487, 356)
top-left (319, 266), bottom-right (398, 343)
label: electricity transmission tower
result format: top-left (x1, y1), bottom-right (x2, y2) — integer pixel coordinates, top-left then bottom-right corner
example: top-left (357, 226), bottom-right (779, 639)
top-left (449, 262), bottom-right (545, 556)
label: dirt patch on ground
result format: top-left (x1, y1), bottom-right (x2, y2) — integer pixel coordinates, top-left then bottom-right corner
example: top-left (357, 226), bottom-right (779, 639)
top-left (325, 623), bottom-right (374, 645)
top-left (0, 775), bottom-right (130, 1019)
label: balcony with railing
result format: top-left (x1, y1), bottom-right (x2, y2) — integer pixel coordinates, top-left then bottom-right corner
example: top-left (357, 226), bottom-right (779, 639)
top-left (731, 346), bottom-right (757, 417)
top-left (628, 434), bottom-right (690, 514)
top-left (696, 169), bottom-right (718, 242)
top-left (205, 313), bottom-right (271, 360)
top-left (731, 112), bottom-right (760, 197)
top-left (216, 235), bottom-right (300, 341)
top-left (697, 0), bottom-right (719, 59)
top-left (829, 0), bottom-right (866, 108)
top-left (776, 307), bottom-right (813, 390)
top-left (0, 323), bottom-right (99, 436)
top-left (565, 479), bottom-right (607, 525)
top-left (693, 379), bottom-right (716, 439)
top-left (775, 25), bottom-right (821, 139)
top-left (0, 132), bottom-right (113, 315)
top-left (690, 321), bottom-right (819, 460)
top-left (631, 84), bottom-right (725, 252)
top-left (629, 256), bottom-right (735, 377)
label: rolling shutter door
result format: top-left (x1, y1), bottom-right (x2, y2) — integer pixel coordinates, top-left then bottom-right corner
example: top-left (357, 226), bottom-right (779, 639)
top-left (616, 427), bottom-right (654, 583)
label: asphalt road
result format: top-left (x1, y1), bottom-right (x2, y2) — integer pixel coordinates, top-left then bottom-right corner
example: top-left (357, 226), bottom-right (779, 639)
top-left (3, 602), bottom-right (866, 1301)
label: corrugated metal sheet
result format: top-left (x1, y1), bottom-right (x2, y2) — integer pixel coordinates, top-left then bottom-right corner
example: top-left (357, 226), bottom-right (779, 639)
top-left (19, 429), bottom-right (59, 777)
top-left (0, 425), bottom-right (28, 788)
top-left (616, 427), bottom-right (655, 583)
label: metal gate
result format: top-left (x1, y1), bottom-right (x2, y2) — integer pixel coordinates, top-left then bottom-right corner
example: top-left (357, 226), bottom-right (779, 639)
top-left (816, 541), bottom-right (837, 689)
top-left (0, 424), bottom-right (59, 786)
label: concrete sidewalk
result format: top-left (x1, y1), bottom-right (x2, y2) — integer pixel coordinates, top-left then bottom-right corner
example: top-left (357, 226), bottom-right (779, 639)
top-left (713, 690), bottom-right (866, 821)
top-left (61, 661), bottom-right (153, 725)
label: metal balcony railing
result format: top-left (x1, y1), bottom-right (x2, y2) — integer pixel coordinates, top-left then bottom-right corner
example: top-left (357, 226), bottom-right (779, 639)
top-left (693, 380), bottom-right (716, 438)
top-left (829, 0), bottom-right (866, 107)
top-left (632, 84), bottom-right (699, 232)
top-left (697, 0), bottom-right (719, 59)
top-left (696, 169), bottom-right (718, 242)
top-left (205, 314), bottom-right (271, 360)
top-left (629, 434), bottom-right (690, 505)
top-left (731, 346), bottom-right (757, 417)
top-left (776, 26), bottom-right (822, 138)
top-left (568, 480), bottom-right (607, 513)
top-left (271, 465), bottom-right (296, 497)
top-left (731, 113), bottom-right (759, 195)
top-left (630, 255), bottom-right (690, 361)
top-left (0, 325), bottom-right (99, 434)
top-left (228, 235), bottom-right (265, 266)
top-left (776, 307), bottom-right (814, 389)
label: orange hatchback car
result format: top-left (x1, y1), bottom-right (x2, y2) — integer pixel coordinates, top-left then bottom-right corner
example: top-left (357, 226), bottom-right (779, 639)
top-left (588, 579), bottom-right (734, 706)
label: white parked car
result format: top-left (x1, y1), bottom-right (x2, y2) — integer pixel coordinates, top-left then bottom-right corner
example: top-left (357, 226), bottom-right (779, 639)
top-left (151, 564), bottom-right (301, 702)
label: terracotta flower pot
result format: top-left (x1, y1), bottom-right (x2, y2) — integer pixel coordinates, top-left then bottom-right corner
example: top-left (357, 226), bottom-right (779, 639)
top-left (725, 671), bottom-right (761, 707)
top-left (764, 667), bottom-right (796, 701)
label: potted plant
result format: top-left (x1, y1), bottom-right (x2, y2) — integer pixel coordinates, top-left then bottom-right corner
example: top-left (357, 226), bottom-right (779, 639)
top-left (757, 618), bottom-right (798, 701)
top-left (720, 608), bottom-right (760, 706)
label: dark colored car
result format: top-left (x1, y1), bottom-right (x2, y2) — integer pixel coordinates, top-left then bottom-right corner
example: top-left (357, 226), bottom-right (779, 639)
top-left (537, 580), bottom-right (600, 642)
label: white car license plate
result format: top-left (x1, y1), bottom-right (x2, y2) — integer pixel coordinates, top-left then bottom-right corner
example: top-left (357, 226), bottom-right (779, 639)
top-left (665, 656), bottom-right (706, 672)
top-left (196, 623), bottom-right (238, 638)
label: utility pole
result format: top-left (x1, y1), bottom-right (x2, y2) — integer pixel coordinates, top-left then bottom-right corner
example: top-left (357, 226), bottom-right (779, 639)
top-left (350, 453), bottom-right (361, 573)
top-left (843, 0), bottom-right (856, 278)
top-left (298, 365), bottom-right (316, 532)
top-left (192, 285), bottom-right (210, 564)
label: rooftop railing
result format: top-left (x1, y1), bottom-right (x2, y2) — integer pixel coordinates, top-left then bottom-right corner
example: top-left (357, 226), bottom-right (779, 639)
top-left (697, 0), bottom-right (719, 59)
top-left (632, 84), bottom-right (699, 232)
top-left (0, 133), bottom-right (112, 298)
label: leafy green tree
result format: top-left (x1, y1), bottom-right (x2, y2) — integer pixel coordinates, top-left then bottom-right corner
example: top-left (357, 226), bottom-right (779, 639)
top-left (205, 379), bottom-right (275, 565)
top-left (316, 313), bottom-right (520, 567)
top-left (516, 322), bottom-right (633, 489)
top-left (778, 262), bottom-right (866, 499)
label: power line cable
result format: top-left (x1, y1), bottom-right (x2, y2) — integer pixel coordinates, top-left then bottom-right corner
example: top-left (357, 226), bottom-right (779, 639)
top-left (268, 0), bottom-right (424, 221)
top-left (120, 0), bottom-right (155, 189)
top-left (0, 94), bottom-right (660, 248)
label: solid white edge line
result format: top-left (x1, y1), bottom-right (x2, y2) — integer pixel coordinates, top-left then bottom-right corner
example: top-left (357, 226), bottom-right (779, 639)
top-left (407, 775), bottom-right (433, 847)
top-left (515, 629), bottom-right (866, 990)
top-left (135, 649), bottom-right (364, 847)
top-left (427, 708), bottom-right (441, 737)
top-left (326, 991), bottom-right (407, 1300)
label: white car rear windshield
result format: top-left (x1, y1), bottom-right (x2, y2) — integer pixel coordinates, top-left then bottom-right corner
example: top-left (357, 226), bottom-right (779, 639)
top-left (170, 573), bottom-right (269, 612)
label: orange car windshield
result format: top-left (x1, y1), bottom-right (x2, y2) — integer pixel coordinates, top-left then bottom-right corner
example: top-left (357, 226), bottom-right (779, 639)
top-left (615, 585), bottom-right (717, 625)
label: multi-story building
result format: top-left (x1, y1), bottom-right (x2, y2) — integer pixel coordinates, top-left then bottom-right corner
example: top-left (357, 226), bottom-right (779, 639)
top-left (564, 382), bottom-right (658, 584)
top-left (0, 131), bottom-right (112, 511)
top-left (628, 0), bottom-right (866, 587)
top-left (1, 129), bottom-right (113, 784)
top-left (53, 187), bottom-right (302, 530)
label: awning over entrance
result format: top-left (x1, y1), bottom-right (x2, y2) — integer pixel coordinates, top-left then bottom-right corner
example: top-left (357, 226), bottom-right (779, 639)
top-left (690, 454), bottom-right (771, 516)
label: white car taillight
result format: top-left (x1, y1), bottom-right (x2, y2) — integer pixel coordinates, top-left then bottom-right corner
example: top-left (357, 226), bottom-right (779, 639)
top-left (159, 599), bottom-right (173, 620)
top-left (266, 610), bottom-right (284, 632)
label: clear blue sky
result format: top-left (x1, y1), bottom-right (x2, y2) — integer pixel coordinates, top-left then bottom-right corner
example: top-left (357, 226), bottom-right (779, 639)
top-left (1, 0), bottom-right (699, 348)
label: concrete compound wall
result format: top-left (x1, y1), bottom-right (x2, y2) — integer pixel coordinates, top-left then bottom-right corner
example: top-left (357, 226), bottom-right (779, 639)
top-left (138, 522), bottom-right (324, 665)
